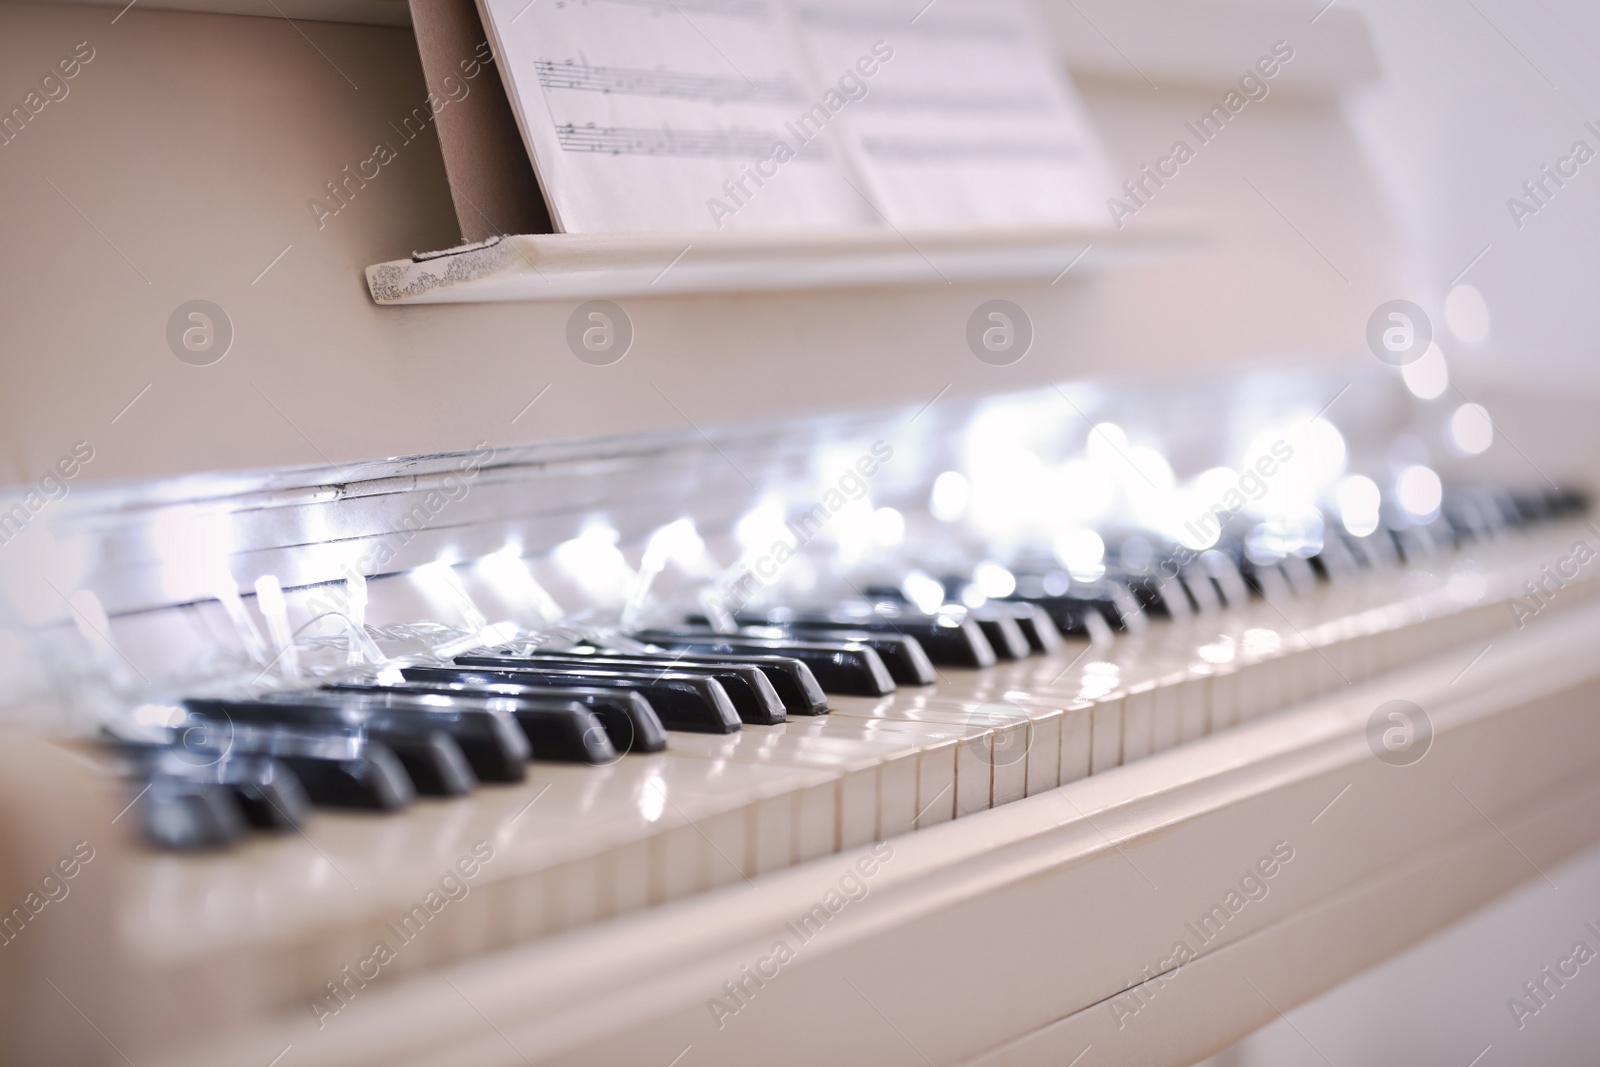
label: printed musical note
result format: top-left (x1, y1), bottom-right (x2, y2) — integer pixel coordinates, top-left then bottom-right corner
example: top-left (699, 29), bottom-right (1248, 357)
top-left (558, 0), bottom-right (769, 18)
top-left (482, 0), bottom-right (1116, 230)
top-left (556, 123), bottom-right (826, 160)
top-left (536, 60), bottom-right (801, 106)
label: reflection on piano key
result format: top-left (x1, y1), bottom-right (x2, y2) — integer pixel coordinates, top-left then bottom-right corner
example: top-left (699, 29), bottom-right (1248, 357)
top-left (458, 650), bottom-right (789, 725)
top-left (396, 671), bottom-right (668, 754)
top-left (326, 682), bottom-right (617, 765)
top-left (633, 629), bottom-right (901, 695)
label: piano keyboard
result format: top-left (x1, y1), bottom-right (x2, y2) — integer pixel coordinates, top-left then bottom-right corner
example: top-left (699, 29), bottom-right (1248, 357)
top-left (110, 494), bottom-right (1597, 1028)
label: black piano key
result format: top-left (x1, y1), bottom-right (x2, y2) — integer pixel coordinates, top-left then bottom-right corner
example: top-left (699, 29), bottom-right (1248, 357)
top-left (1303, 535), bottom-right (1359, 583)
top-left (327, 681), bottom-right (616, 764)
top-left (220, 756), bottom-right (310, 830)
top-left (178, 706), bottom-right (417, 810)
top-left (613, 648), bottom-right (829, 716)
top-left (1006, 579), bottom-right (1145, 637)
top-left (687, 652), bottom-right (827, 716)
top-left (723, 610), bottom-right (986, 671)
top-left (503, 701), bottom-right (615, 763)
top-left (968, 607), bottom-right (1032, 660)
top-left (1343, 527), bottom-right (1401, 569)
top-left (1440, 495), bottom-right (1489, 545)
top-left (189, 697), bottom-right (482, 796)
top-left (181, 753), bottom-right (309, 830)
top-left (1279, 554), bottom-right (1320, 596)
top-left (700, 614), bottom-right (947, 681)
top-left (1121, 574), bottom-right (1164, 615)
top-left (1199, 551), bottom-right (1254, 607)
top-left (429, 663), bottom-right (741, 734)
top-left (631, 630), bottom-right (897, 697)
top-left (1177, 565), bottom-right (1224, 614)
top-left (398, 670), bottom-right (666, 754)
top-left (1508, 489), bottom-right (1550, 525)
top-left (1006, 595), bottom-right (1093, 637)
top-left (740, 625), bottom-right (933, 687)
top-left (236, 691), bottom-right (528, 785)
top-left (388, 730), bottom-right (479, 797)
top-left (1547, 486), bottom-right (1589, 517)
top-left (990, 601), bottom-right (1065, 655)
top-left (892, 571), bottom-right (1039, 656)
top-left (460, 652), bottom-right (785, 726)
top-left (110, 736), bottom-right (312, 831)
top-left (139, 776), bottom-right (249, 851)
top-left (276, 741), bottom-right (415, 809)
top-left (344, 689), bottom-right (533, 777)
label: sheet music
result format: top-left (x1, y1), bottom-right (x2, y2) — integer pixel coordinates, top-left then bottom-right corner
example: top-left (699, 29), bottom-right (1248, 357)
top-left (789, 0), bottom-right (1118, 229)
top-left (477, 0), bottom-right (874, 232)
top-left (477, 0), bottom-right (1116, 232)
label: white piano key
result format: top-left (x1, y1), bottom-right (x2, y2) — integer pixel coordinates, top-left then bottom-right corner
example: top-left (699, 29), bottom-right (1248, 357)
top-left (1090, 694), bottom-right (1123, 773)
top-left (1150, 670), bottom-right (1185, 752)
top-left (690, 808), bottom-right (748, 889)
top-left (768, 716), bottom-right (946, 841)
top-left (777, 709), bottom-right (970, 832)
top-left (611, 836), bottom-right (652, 915)
top-left (1209, 664), bottom-right (1240, 730)
top-left (827, 695), bottom-right (1034, 817)
top-left (109, 516), bottom-right (1600, 1031)
top-left (812, 714), bottom-right (970, 831)
top-left (1178, 667), bottom-right (1209, 742)
top-left (1060, 700), bottom-right (1092, 783)
top-left (944, 667), bottom-right (1069, 795)
top-left (663, 728), bottom-right (867, 863)
top-left (953, 731), bottom-right (992, 816)
top-left (1122, 679), bottom-right (1155, 760)
top-left (750, 793), bottom-right (793, 875)
top-left (1022, 701), bottom-right (1062, 794)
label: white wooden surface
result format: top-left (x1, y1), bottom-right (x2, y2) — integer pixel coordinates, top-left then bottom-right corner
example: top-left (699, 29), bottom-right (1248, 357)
top-left (364, 228), bottom-right (1201, 305)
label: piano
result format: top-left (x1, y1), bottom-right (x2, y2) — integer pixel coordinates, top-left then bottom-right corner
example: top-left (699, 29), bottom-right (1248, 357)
top-left (1, 1), bottom-right (1595, 1065)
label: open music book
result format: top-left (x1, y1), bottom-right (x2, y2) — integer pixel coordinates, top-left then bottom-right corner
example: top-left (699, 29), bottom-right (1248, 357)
top-left (475, 0), bottom-right (1117, 232)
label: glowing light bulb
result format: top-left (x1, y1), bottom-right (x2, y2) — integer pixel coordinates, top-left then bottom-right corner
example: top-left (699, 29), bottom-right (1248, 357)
top-left (1336, 475), bottom-right (1381, 537)
top-left (1125, 446), bottom-right (1176, 492)
top-left (642, 518), bottom-right (707, 572)
top-left (477, 544), bottom-right (564, 621)
top-left (833, 498), bottom-right (876, 562)
top-left (1445, 284), bottom-right (1490, 343)
top-left (735, 499), bottom-right (789, 551)
top-left (1448, 403), bottom-right (1493, 455)
top-left (1052, 529), bottom-right (1106, 582)
top-left (1085, 423), bottom-right (1128, 465)
top-left (1396, 465), bottom-right (1442, 519)
top-left (872, 507), bottom-right (905, 547)
top-left (1055, 459), bottom-right (1115, 523)
top-left (973, 561), bottom-right (1016, 599)
top-left (930, 472), bottom-right (969, 523)
top-left (553, 523), bottom-right (635, 605)
top-left (901, 570), bottom-right (947, 614)
top-left (1402, 342), bottom-right (1449, 399)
